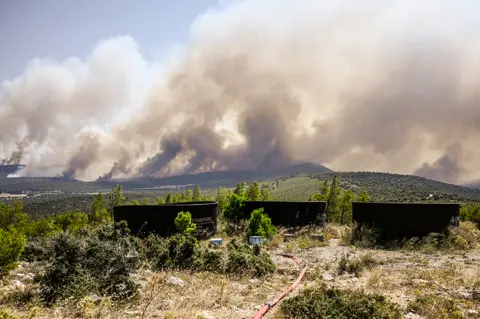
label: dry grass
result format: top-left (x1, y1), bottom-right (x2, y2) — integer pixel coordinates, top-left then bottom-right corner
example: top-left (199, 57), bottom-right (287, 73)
top-left (283, 235), bottom-right (326, 253)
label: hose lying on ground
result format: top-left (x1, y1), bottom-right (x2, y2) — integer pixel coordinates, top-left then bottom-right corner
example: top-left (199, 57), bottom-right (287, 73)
top-left (252, 253), bottom-right (309, 319)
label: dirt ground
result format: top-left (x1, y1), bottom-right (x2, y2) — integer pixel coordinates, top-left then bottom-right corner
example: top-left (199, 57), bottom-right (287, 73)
top-left (2, 233), bottom-right (480, 319)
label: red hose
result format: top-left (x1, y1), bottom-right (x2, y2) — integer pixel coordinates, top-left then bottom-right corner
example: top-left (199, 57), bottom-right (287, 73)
top-left (252, 253), bottom-right (309, 319)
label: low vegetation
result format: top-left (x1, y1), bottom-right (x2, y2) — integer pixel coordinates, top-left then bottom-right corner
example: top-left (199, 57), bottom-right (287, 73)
top-left (337, 252), bottom-right (378, 277)
top-left (278, 285), bottom-right (402, 319)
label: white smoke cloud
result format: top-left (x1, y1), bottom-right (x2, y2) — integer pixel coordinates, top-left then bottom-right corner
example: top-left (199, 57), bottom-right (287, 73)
top-left (1, 0), bottom-right (480, 183)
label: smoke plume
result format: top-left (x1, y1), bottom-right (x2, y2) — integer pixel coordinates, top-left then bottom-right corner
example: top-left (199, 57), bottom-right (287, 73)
top-left (1, 0), bottom-right (480, 183)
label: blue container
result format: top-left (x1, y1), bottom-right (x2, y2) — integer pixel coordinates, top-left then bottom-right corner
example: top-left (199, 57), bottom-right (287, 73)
top-left (248, 236), bottom-right (264, 245)
top-left (210, 238), bottom-right (223, 247)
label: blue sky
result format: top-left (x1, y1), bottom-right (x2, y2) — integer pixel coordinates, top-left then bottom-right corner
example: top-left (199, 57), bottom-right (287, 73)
top-left (0, 0), bottom-right (220, 81)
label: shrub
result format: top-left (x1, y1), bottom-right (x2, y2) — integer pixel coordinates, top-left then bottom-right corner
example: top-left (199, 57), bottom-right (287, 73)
top-left (224, 239), bottom-right (275, 277)
top-left (39, 230), bottom-right (141, 304)
top-left (245, 208), bottom-right (277, 240)
top-left (143, 235), bottom-right (275, 277)
top-left (52, 211), bottom-right (89, 235)
top-left (144, 233), bottom-right (198, 270)
top-left (0, 201), bottom-right (29, 232)
top-left (341, 223), bottom-right (380, 248)
top-left (174, 211), bottom-right (197, 234)
top-left (21, 236), bottom-right (53, 262)
top-left (338, 252), bottom-right (378, 277)
top-left (460, 203), bottom-right (480, 228)
top-left (88, 193), bottom-right (111, 225)
top-left (223, 194), bottom-right (246, 224)
top-left (406, 294), bottom-right (463, 319)
top-left (0, 229), bottom-right (26, 277)
top-left (25, 217), bottom-right (60, 238)
top-left (279, 285), bottom-right (401, 319)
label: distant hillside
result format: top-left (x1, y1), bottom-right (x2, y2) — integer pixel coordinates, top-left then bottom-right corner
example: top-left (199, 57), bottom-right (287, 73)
top-left (310, 172), bottom-right (480, 202)
top-left (99, 163), bottom-right (333, 189)
top-left (0, 176), bottom-right (104, 194)
top-left (0, 163), bottom-right (333, 193)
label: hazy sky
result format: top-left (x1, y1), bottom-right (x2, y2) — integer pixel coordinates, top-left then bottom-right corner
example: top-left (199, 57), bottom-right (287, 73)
top-left (0, 0), bottom-right (219, 81)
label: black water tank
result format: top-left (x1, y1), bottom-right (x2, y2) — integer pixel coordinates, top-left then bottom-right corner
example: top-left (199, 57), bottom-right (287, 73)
top-left (113, 201), bottom-right (218, 238)
top-left (352, 202), bottom-right (460, 240)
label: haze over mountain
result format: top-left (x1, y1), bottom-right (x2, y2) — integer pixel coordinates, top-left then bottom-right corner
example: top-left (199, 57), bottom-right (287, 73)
top-left (2, 0), bottom-right (480, 184)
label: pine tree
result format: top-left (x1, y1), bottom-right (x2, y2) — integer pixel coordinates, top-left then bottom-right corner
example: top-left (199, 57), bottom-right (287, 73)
top-left (193, 185), bottom-right (202, 201)
top-left (234, 181), bottom-right (247, 197)
top-left (154, 197), bottom-right (165, 205)
top-left (165, 192), bottom-right (173, 204)
top-left (184, 189), bottom-right (193, 201)
top-left (260, 187), bottom-right (270, 201)
top-left (107, 185), bottom-right (125, 215)
top-left (216, 187), bottom-right (230, 214)
top-left (357, 190), bottom-right (371, 202)
top-left (339, 189), bottom-right (354, 225)
top-left (246, 182), bottom-right (260, 200)
top-left (325, 175), bottom-right (340, 221)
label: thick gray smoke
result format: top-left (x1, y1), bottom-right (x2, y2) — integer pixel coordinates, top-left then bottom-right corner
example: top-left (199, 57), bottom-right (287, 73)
top-left (1, 0), bottom-right (480, 183)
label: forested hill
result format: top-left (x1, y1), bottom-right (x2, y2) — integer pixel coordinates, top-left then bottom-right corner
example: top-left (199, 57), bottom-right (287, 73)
top-left (309, 172), bottom-right (480, 202)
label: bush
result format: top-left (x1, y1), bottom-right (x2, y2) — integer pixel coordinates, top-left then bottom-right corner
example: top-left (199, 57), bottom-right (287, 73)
top-left (174, 211), bottom-right (197, 234)
top-left (144, 233), bottom-right (198, 270)
top-left (279, 285), bottom-right (401, 319)
top-left (39, 229), bottom-right (141, 304)
top-left (0, 229), bottom-right (26, 277)
top-left (224, 239), bottom-right (275, 277)
top-left (223, 194), bottom-right (246, 224)
top-left (337, 252), bottom-right (378, 277)
top-left (407, 294), bottom-right (463, 319)
top-left (0, 202), bottom-right (29, 232)
top-left (25, 217), bottom-right (60, 238)
top-left (52, 211), bottom-right (89, 235)
top-left (245, 208), bottom-right (277, 240)
top-left (460, 203), bottom-right (480, 228)
top-left (143, 235), bottom-right (275, 277)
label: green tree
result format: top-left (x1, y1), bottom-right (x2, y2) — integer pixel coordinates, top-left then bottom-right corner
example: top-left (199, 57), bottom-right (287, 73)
top-left (183, 189), bottom-right (193, 202)
top-left (154, 197), bottom-right (165, 205)
top-left (26, 217), bottom-right (60, 238)
top-left (140, 198), bottom-right (149, 205)
top-left (339, 189), bottom-right (354, 225)
top-left (320, 179), bottom-right (330, 199)
top-left (0, 201), bottom-right (29, 232)
top-left (89, 193), bottom-right (111, 225)
top-left (0, 228), bottom-right (26, 277)
top-left (216, 187), bottom-right (230, 214)
top-left (107, 185), bottom-right (125, 215)
top-left (325, 175), bottom-right (340, 221)
top-left (246, 182), bottom-right (260, 200)
top-left (193, 185), bottom-right (202, 201)
top-left (245, 208), bottom-right (277, 240)
top-left (357, 190), bottom-right (371, 202)
top-left (234, 181), bottom-right (247, 197)
top-left (224, 194), bottom-right (246, 224)
top-left (53, 212), bottom-right (89, 235)
top-left (165, 192), bottom-right (173, 204)
top-left (174, 211), bottom-right (197, 234)
top-left (260, 187), bottom-right (270, 201)
top-left (173, 193), bottom-right (182, 203)
top-left (310, 179), bottom-right (330, 201)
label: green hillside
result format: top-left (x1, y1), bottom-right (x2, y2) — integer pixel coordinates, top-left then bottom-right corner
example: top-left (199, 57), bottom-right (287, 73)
top-left (310, 172), bottom-right (480, 202)
top-left (257, 172), bottom-right (480, 202)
